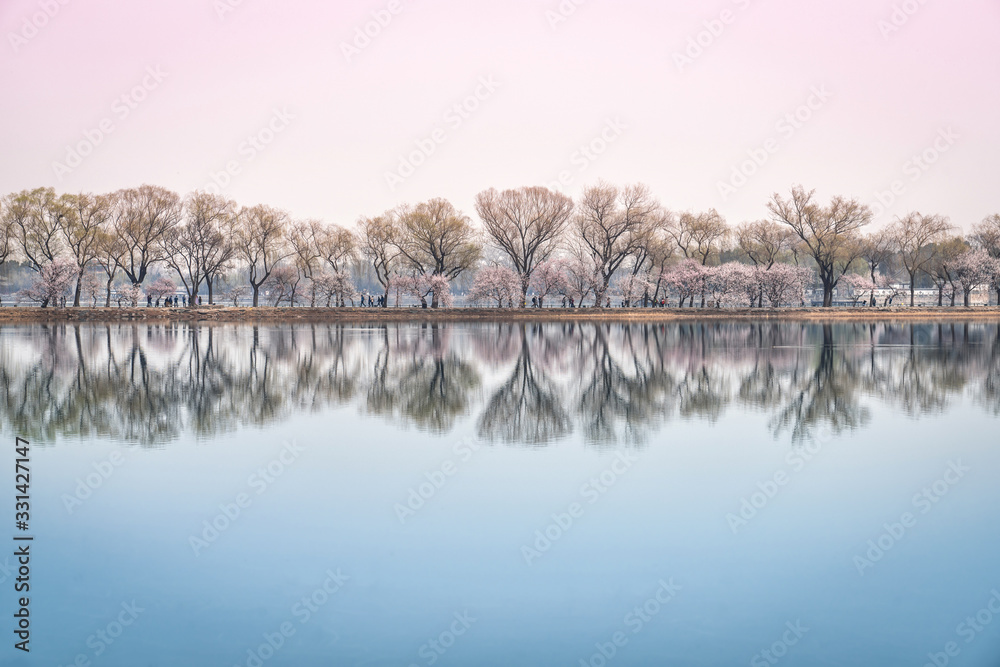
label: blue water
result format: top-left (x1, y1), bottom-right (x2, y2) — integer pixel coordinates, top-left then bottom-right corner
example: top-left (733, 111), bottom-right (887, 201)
top-left (1, 321), bottom-right (999, 666)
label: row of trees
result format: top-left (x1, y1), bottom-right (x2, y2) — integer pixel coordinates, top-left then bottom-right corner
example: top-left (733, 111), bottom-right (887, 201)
top-left (3, 183), bottom-right (999, 308)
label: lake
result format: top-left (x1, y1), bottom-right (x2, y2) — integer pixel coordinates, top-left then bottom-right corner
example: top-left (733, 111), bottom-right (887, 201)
top-left (2, 320), bottom-right (999, 666)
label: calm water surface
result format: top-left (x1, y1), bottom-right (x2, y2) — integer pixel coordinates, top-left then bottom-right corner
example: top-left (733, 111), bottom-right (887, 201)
top-left (1, 321), bottom-right (999, 666)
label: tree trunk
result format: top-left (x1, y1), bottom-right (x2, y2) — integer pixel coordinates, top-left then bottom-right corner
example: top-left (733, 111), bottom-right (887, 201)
top-left (252, 285), bottom-right (260, 307)
top-left (104, 278), bottom-right (113, 307)
top-left (909, 275), bottom-right (915, 307)
top-left (73, 273), bottom-right (83, 307)
top-left (822, 282), bottom-right (833, 307)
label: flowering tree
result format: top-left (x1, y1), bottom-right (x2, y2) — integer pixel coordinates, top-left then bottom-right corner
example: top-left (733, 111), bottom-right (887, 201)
top-left (951, 249), bottom-right (999, 306)
top-left (146, 277), bottom-right (176, 305)
top-left (560, 257), bottom-right (599, 306)
top-left (468, 266), bottom-right (521, 307)
top-left (528, 259), bottom-right (568, 307)
top-left (81, 272), bottom-right (104, 307)
top-left (760, 264), bottom-right (812, 308)
top-left (614, 274), bottom-right (653, 307)
top-left (839, 273), bottom-right (877, 307)
top-left (662, 259), bottom-right (706, 308)
top-left (311, 271), bottom-right (352, 307)
top-left (704, 263), bottom-right (755, 308)
top-left (23, 258), bottom-right (79, 307)
top-left (116, 283), bottom-right (143, 307)
top-left (391, 273), bottom-right (452, 308)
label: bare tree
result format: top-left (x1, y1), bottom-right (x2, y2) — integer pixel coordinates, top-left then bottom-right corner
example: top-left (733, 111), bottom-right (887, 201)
top-left (573, 182), bottom-right (662, 308)
top-left (357, 213), bottom-right (400, 307)
top-left (859, 229), bottom-right (896, 306)
top-left (110, 185), bottom-right (182, 286)
top-left (972, 213), bottom-right (1000, 257)
top-left (669, 209), bottom-right (729, 265)
top-left (234, 204), bottom-right (290, 306)
top-left (474, 186), bottom-right (574, 307)
top-left (94, 231), bottom-right (124, 307)
top-left (59, 193), bottom-right (111, 306)
top-left (395, 199), bottom-right (481, 307)
top-left (768, 186), bottom-right (873, 307)
top-left (888, 212), bottom-right (953, 306)
top-left (185, 192), bottom-right (236, 305)
top-left (735, 220), bottom-right (793, 269)
top-left (0, 200), bottom-right (10, 268)
top-left (318, 224), bottom-right (357, 275)
top-left (928, 237), bottom-right (968, 307)
top-left (2, 187), bottom-right (65, 271)
top-left (287, 219), bottom-right (324, 306)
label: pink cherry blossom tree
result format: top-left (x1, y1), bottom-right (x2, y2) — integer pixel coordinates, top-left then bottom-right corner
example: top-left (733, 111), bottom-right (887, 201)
top-left (839, 273), bottom-right (877, 307)
top-left (951, 249), bottom-right (1000, 306)
top-left (662, 259), bottom-right (706, 308)
top-left (704, 262), bottom-right (756, 308)
top-left (391, 273), bottom-right (453, 308)
top-left (760, 264), bottom-right (812, 308)
top-left (560, 257), bottom-right (599, 306)
top-left (469, 266), bottom-right (521, 307)
top-left (23, 258), bottom-right (79, 307)
top-left (528, 259), bottom-right (569, 307)
top-left (146, 277), bottom-right (176, 305)
top-left (614, 274), bottom-right (653, 307)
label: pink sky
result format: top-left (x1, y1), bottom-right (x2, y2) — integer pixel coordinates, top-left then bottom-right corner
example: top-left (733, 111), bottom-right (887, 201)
top-left (1, 0), bottom-right (998, 230)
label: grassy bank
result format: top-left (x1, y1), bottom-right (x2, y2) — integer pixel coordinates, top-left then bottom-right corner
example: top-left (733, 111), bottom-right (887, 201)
top-left (2, 306), bottom-right (1000, 324)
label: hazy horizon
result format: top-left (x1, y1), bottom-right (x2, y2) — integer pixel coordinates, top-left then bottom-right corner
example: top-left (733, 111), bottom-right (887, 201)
top-left (2, 0), bottom-right (998, 231)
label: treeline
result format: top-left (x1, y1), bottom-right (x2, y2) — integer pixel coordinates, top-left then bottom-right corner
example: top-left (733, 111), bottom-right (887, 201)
top-left (2, 183), bottom-right (999, 309)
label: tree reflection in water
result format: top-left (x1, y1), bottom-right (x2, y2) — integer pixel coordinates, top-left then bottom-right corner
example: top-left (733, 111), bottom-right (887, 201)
top-left (1, 321), bottom-right (997, 447)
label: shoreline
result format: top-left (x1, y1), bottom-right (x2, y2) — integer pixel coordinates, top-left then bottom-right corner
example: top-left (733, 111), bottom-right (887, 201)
top-left (2, 306), bottom-right (1000, 324)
